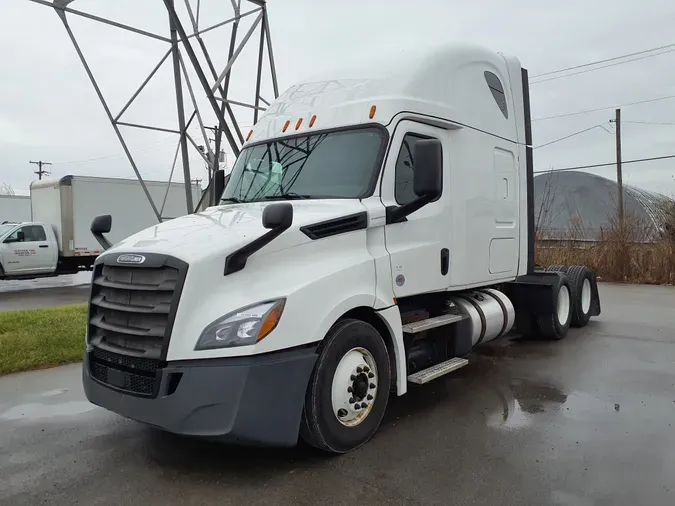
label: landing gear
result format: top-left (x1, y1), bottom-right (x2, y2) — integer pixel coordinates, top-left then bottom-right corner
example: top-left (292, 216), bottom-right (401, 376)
top-left (300, 319), bottom-right (390, 453)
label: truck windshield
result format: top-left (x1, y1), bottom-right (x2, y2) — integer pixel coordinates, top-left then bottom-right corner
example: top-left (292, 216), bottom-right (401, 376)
top-left (221, 127), bottom-right (385, 202)
top-left (0, 224), bottom-right (17, 238)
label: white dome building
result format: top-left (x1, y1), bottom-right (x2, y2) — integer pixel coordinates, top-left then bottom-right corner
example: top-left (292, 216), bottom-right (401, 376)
top-left (534, 170), bottom-right (673, 242)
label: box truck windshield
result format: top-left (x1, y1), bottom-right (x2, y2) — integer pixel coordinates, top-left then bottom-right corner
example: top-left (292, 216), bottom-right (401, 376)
top-left (221, 126), bottom-right (386, 202)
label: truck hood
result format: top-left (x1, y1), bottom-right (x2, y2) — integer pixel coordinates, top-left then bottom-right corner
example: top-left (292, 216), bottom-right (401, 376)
top-left (103, 199), bottom-right (368, 264)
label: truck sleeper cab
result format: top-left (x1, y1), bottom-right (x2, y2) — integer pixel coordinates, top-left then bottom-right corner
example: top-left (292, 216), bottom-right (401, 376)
top-left (82, 43), bottom-right (601, 453)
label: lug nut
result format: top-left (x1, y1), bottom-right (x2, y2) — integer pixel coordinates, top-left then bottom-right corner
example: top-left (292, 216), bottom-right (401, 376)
top-left (363, 366), bottom-right (370, 373)
top-left (367, 394), bottom-right (373, 400)
top-left (349, 397), bottom-right (355, 403)
top-left (347, 386), bottom-right (353, 393)
top-left (337, 408), bottom-right (348, 418)
top-left (360, 402), bottom-right (368, 409)
top-left (356, 367), bottom-right (363, 373)
top-left (368, 372), bottom-right (374, 378)
top-left (350, 375), bottom-right (356, 381)
top-left (370, 383), bottom-right (376, 389)
top-left (354, 404), bottom-right (361, 410)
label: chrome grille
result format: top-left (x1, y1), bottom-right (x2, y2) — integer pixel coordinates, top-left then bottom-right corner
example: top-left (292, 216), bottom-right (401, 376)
top-left (87, 254), bottom-right (187, 397)
top-left (88, 261), bottom-right (183, 356)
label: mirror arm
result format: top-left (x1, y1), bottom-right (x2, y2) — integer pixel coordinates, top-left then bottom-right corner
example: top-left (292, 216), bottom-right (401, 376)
top-left (93, 234), bottom-right (112, 251)
top-left (223, 213), bottom-right (293, 276)
top-left (385, 193), bottom-right (435, 224)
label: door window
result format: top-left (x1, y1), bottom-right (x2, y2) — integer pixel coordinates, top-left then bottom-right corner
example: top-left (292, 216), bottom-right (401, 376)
top-left (6, 225), bottom-right (47, 242)
top-left (394, 133), bottom-right (442, 205)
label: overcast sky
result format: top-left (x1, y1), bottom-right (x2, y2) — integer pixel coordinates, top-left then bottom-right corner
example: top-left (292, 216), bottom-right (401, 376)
top-left (1, 0), bottom-right (675, 197)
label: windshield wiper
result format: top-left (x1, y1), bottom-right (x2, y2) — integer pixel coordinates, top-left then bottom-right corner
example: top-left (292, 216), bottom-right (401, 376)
top-left (263, 193), bottom-right (312, 201)
top-left (221, 197), bottom-right (243, 203)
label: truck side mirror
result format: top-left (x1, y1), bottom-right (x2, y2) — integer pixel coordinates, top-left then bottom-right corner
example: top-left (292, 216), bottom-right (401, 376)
top-left (90, 214), bottom-right (112, 251)
top-left (91, 215), bottom-right (112, 235)
top-left (413, 138), bottom-right (442, 198)
top-left (386, 138), bottom-right (443, 224)
top-left (224, 203), bottom-right (294, 276)
top-left (263, 202), bottom-right (293, 230)
top-left (213, 169), bottom-right (226, 206)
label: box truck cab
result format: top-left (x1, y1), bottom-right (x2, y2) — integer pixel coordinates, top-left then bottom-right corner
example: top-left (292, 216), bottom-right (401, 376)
top-left (82, 43), bottom-right (601, 453)
top-left (0, 222), bottom-right (58, 277)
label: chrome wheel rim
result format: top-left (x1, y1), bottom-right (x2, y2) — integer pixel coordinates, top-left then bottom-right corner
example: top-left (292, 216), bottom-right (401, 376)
top-left (581, 278), bottom-right (592, 314)
top-left (557, 285), bottom-right (571, 325)
top-left (331, 347), bottom-right (378, 427)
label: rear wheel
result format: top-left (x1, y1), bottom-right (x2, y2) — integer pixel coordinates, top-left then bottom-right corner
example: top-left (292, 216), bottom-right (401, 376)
top-left (537, 274), bottom-right (572, 340)
top-left (300, 319), bottom-right (391, 453)
top-left (566, 265), bottom-right (594, 327)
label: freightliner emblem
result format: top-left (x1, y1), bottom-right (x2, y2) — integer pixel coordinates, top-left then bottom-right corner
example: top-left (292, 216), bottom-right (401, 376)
top-left (116, 254), bottom-right (146, 265)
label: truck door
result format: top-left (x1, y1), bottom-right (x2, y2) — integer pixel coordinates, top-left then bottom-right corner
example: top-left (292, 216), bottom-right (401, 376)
top-left (2, 224), bottom-right (53, 274)
top-left (380, 120), bottom-right (451, 297)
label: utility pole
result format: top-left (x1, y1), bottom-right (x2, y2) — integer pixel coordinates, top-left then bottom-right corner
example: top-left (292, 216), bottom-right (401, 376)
top-left (615, 108), bottom-right (624, 232)
top-left (29, 160), bottom-right (51, 180)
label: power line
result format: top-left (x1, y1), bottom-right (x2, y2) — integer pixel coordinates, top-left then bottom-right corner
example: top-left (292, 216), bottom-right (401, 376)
top-left (531, 47), bottom-right (675, 84)
top-left (534, 123), bottom-right (610, 150)
top-left (533, 153), bottom-right (675, 174)
top-left (620, 120), bottom-right (675, 126)
top-left (51, 133), bottom-right (175, 164)
top-left (531, 41), bottom-right (675, 78)
top-left (532, 94), bottom-right (675, 122)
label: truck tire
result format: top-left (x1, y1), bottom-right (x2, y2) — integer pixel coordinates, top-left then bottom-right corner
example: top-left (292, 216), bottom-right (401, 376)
top-left (536, 274), bottom-right (572, 340)
top-left (565, 265), bottom-right (594, 327)
top-left (300, 318), bottom-right (391, 453)
top-left (546, 264), bottom-right (568, 273)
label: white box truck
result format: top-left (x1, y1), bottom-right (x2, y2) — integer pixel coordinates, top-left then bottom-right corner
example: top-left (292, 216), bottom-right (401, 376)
top-left (0, 175), bottom-right (201, 280)
top-left (0, 195), bottom-right (31, 224)
top-left (82, 44), bottom-right (601, 453)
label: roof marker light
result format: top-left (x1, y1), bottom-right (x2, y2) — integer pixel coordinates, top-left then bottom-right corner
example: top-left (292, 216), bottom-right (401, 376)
top-left (246, 130), bottom-right (253, 141)
top-left (309, 115), bottom-right (317, 128)
top-left (295, 118), bottom-right (303, 130)
top-left (282, 120), bottom-right (290, 132)
top-left (369, 105), bottom-right (377, 119)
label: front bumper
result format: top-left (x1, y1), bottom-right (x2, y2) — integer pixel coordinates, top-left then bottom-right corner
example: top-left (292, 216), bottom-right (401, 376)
top-left (82, 346), bottom-right (318, 447)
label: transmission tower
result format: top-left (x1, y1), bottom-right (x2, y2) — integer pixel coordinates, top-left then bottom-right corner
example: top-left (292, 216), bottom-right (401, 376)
top-left (28, 0), bottom-right (279, 219)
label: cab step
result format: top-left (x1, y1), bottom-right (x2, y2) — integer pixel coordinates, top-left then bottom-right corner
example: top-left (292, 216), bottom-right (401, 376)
top-left (401, 313), bottom-right (466, 334)
top-left (407, 357), bottom-right (469, 385)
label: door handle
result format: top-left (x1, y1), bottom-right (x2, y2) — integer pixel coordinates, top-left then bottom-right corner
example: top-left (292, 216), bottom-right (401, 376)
top-left (440, 248), bottom-right (449, 275)
top-left (39, 245), bottom-right (49, 248)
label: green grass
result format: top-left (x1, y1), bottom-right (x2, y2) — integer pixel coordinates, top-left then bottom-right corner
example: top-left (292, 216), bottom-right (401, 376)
top-left (0, 304), bottom-right (88, 375)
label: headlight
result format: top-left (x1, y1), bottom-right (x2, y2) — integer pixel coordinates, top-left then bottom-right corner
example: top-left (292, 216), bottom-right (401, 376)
top-left (195, 299), bottom-right (286, 350)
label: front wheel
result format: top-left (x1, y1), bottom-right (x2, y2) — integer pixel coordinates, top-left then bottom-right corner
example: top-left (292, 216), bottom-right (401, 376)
top-left (300, 318), bottom-right (391, 453)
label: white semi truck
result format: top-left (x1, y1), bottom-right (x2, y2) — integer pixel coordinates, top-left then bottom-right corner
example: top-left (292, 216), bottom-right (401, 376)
top-left (0, 176), bottom-right (200, 280)
top-left (82, 44), bottom-right (601, 453)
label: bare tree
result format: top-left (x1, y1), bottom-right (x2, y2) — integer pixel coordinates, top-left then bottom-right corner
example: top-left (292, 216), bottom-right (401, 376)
top-left (535, 168), bottom-right (562, 239)
top-left (0, 183), bottom-right (15, 196)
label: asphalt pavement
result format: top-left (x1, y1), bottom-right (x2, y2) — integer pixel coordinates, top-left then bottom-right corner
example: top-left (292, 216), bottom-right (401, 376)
top-left (1, 283), bottom-right (675, 505)
top-left (0, 272), bottom-right (90, 311)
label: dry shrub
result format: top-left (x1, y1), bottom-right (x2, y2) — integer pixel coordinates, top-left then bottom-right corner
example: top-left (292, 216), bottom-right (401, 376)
top-left (536, 210), bottom-right (675, 285)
